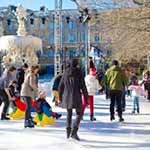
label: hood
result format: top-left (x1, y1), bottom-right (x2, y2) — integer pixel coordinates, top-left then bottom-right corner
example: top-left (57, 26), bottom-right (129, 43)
top-left (109, 65), bottom-right (121, 72)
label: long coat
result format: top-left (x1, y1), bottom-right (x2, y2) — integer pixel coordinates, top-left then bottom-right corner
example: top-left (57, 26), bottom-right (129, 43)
top-left (58, 67), bottom-right (88, 110)
top-left (20, 71), bottom-right (38, 99)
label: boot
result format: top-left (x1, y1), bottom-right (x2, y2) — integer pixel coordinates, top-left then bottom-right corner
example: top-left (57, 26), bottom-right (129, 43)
top-left (132, 109), bottom-right (135, 114)
top-left (110, 116), bottom-right (115, 121)
top-left (119, 117), bottom-right (124, 122)
top-left (90, 114), bottom-right (96, 121)
top-left (66, 127), bottom-right (72, 139)
top-left (1, 113), bottom-right (10, 120)
top-left (71, 127), bottom-right (80, 141)
top-left (24, 119), bottom-right (34, 128)
top-left (55, 113), bottom-right (62, 120)
top-left (137, 108), bottom-right (140, 114)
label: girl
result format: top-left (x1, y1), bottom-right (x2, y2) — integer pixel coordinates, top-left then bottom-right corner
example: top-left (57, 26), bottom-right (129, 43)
top-left (82, 68), bottom-right (102, 121)
top-left (128, 77), bottom-right (143, 114)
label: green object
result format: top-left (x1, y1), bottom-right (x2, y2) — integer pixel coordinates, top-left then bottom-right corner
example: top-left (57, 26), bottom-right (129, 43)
top-left (101, 65), bottom-right (128, 91)
top-left (38, 114), bottom-right (43, 121)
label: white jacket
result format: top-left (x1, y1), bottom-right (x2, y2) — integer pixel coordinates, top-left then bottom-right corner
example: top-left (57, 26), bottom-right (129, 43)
top-left (128, 85), bottom-right (143, 97)
top-left (85, 75), bottom-right (101, 96)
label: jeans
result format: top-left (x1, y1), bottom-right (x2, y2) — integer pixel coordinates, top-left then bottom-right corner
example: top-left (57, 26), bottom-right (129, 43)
top-left (22, 96), bottom-right (32, 121)
top-left (0, 89), bottom-right (9, 117)
top-left (109, 90), bottom-right (123, 119)
top-left (122, 90), bottom-right (126, 110)
top-left (147, 90), bottom-right (150, 100)
top-left (66, 109), bottom-right (82, 129)
top-left (133, 96), bottom-right (139, 110)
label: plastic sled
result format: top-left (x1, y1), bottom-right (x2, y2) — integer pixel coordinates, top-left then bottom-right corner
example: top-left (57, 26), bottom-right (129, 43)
top-left (33, 113), bottom-right (55, 126)
top-left (9, 107), bottom-right (25, 119)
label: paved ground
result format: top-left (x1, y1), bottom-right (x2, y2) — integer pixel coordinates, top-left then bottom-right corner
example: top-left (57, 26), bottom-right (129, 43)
top-left (0, 95), bottom-right (150, 150)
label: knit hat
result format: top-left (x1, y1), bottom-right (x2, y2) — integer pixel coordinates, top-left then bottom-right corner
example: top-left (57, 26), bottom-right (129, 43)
top-left (89, 68), bottom-right (97, 76)
top-left (38, 90), bottom-right (46, 98)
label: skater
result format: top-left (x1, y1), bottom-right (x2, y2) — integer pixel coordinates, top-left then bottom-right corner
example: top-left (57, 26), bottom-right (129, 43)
top-left (128, 77), bottom-right (142, 114)
top-left (21, 65), bottom-right (39, 128)
top-left (144, 78), bottom-right (150, 101)
top-left (59, 58), bottom-right (88, 141)
top-left (89, 57), bottom-right (95, 69)
top-left (52, 74), bottom-right (62, 106)
top-left (101, 60), bottom-right (128, 122)
top-left (82, 68), bottom-right (102, 121)
top-left (36, 90), bottom-right (62, 120)
top-left (16, 63), bottom-right (28, 93)
top-left (0, 66), bottom-right (16, 120)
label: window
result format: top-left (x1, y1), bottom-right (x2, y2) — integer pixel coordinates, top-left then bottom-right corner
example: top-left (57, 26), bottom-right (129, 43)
top-left (40, 18), bottom-right (46, 29)
top-left (30, 18), bottom-right (34, 25)
top-left (41, 18), bottom-right (46, 24)
top-left (7, 19), bottom-right (11, 26)
top-left (62, 33), bottom-right (65, 44)
top-left (61, 20), bottom-right (65, 29)
top-left (49, 21), bottom-right (54, 29)
top-left (49, 33), bottom-right (54, 44)
top-left (69, 33), bottom-right (75, 43)
top-left (7, 19), bottom-right (13, 31)
top-left (82, 32), bottom-right (87, 42)
top-left (69, 21), bottom-right (75, 30)
top-left (94, 35), bottom-right (100, 42)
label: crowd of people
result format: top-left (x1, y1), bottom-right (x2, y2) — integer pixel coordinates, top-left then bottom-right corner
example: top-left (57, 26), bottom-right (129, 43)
top-left (0, 57), bottom-right (150, 141)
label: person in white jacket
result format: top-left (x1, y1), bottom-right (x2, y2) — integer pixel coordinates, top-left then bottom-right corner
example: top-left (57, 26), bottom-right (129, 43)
top-left (128, 77), bottom-right (143, 114)
top-left (82, 68), bottom-right (101, 121)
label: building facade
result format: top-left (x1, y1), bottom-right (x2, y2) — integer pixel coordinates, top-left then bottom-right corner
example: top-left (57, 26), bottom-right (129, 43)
top-left (0, 5), bottom-right (104, 74)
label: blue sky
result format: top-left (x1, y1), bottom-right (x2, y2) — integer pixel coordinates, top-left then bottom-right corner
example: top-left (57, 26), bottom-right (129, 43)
top-left (0, 0), bottom-right (77, 10)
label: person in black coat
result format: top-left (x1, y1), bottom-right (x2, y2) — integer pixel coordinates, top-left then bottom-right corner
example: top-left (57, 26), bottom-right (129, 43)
top-left (52, 74), bottom-right (62, 106)
top-left (58, 58), bottom-right (88, 141)
top-left (16, 63), bottom-right (28, 93)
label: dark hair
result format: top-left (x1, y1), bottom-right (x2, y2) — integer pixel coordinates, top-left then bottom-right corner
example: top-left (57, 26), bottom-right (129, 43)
top-left (112, 60), bottom-right (119, 66)
top-left (70, 58), bottom-right (79, 68)
top-left (23, 63), bottom-right (28, 69)
top-left (31, 65), bottom-right (39, 72)
top-left (12, 80), bottom-right (17, 84)
top-left (8, 66), bottom-right (16, 72)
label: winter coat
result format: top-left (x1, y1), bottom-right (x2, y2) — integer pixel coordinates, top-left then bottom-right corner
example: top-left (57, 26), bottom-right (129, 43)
top-left (144, 80), bottom-right (150, 91)
top-left (85, 74), bottom-right (101, 95)
top-left (101, 65), bottom-right (128, 91)
top-left (9, 85), bottom-right (19, 97)
top-left (52, 75), bottom-right (62, 91)
top-left (128, 84), bottom-right (143, 97)
top-left (20, 71), bottom-right (38, 99)
top-left (16, 68), bottom-right (25, 90)
top-left (36, 98), bottom-right (51, 114)
top-left (0, 70), bottom-right (15, 89)
top-left (58, 67), bottom-right (88, 110)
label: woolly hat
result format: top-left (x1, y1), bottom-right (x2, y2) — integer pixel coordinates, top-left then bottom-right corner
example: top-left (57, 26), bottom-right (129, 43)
top-left (89, 68), bottom-right (97, 76)
top-left (38, 90), bottom-right (46, 97)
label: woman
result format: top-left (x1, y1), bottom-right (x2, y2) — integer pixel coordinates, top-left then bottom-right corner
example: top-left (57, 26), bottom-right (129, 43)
top-left (0, 66), bottom-right (16, 120)
top-left (21, 65), bottom-right (39, 128)
top-left (59, 58), bottom-right (88, 141)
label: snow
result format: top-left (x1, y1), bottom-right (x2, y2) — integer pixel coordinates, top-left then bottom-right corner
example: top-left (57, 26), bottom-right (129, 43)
top-left (0, 94), bottom-right (150, 150)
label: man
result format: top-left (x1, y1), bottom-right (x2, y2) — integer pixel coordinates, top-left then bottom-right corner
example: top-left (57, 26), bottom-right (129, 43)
top-left (16, 63), bottom-right (28, 93)
top-left (101, 60), bottom-right (128, 122)
top-left (59, 58), bottom-right (88, 141)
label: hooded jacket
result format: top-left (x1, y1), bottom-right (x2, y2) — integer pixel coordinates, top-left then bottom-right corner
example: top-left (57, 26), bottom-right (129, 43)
top-left (101, 65), bottom-right (128, 91)
top-left (58, 59), bottom-right (88, 110)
